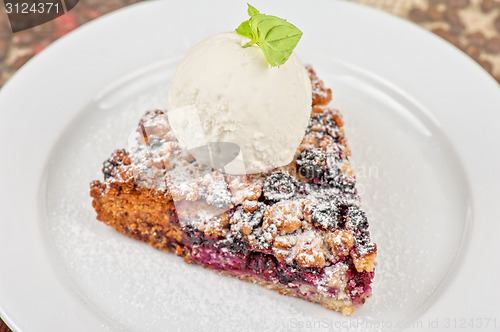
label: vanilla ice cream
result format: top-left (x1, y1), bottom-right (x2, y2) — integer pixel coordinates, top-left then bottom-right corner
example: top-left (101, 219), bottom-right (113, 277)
top-left (167, 32), bottom-right (312, 174)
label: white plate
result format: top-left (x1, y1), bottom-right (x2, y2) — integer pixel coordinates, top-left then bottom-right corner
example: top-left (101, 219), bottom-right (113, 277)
top-left (1, 0), bottom-right (499, 331)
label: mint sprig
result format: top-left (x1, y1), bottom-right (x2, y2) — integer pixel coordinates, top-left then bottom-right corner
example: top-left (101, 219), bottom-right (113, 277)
top-left (235, 4), bottom-right (303, 67)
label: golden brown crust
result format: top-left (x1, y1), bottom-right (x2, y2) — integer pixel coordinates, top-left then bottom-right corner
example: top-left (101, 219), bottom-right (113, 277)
top-left (216, 270), bottom-right (356, 315)
top-left (307, 65), bottom-right (333, 106)
top-left (90, 178), bottom-right (185, 254)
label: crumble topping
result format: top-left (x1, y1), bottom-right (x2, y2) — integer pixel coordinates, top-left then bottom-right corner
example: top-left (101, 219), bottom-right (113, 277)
top-left (263, 200), bottom-right (303, 236)
top-left (100, 67), bottom-right (376, 275)
top-left (308, 66), bottom-right (333, 106)
top-left (290, 230), bottom-right (326, 268)
top-left (328, 230), bottom-right (355, 259)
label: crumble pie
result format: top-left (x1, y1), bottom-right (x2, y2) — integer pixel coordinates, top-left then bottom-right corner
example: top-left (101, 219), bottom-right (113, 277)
top-left (90, 66), bottom-right (377, 315)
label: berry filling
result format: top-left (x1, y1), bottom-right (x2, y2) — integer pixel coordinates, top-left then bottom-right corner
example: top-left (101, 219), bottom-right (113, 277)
top-left (180, 226), bottom-right (373, 305)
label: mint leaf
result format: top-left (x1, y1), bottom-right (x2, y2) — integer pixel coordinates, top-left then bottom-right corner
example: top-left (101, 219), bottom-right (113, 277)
top-left (235, 4), bottom-right (303, 67)
top-left (236, 20), bottom-right (253, 39)
top-left (247, 4), bottom-right (260, 16)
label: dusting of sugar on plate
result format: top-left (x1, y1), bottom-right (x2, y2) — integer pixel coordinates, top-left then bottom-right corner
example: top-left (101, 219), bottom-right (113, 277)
top-left (41, 60), bottom-right (469, 331)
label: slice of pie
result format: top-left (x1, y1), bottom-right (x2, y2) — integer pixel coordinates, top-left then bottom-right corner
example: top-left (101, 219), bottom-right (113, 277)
top-left (90, 66), bottom-right (376, 315)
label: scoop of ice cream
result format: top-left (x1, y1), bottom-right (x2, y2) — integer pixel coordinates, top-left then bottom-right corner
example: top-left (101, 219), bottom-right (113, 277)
top-left (167, 32), bottom-right (312, 174)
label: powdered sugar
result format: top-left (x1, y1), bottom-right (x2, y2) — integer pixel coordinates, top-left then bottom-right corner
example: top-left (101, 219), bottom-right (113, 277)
top-left (40, 58), bottom-right (469, 331)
